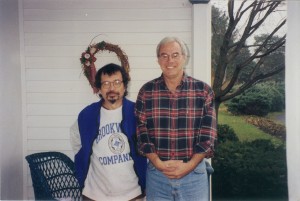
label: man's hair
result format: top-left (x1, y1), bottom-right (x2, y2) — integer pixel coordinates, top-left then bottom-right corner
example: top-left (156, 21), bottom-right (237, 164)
top-left (94, 63), bottom-right (129, 97)
top-left (156, 36), bottom-right (189, 58)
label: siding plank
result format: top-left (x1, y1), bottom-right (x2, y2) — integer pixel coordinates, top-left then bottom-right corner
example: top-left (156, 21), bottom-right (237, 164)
top-left (27, 139), bottom-right (72, 151)
top-left (25, 56), bottom-right (160, 69)
top-left (26, 68), bottom-right (167, 81)
top-left (27, 116), bottom-right (75, 127)
top-left (27, 104), bottom-right (86, 116)
top-left (28, 127), bottom-right (71, 140)
top-left (24, 33), bottom-right (191, 46)
top-left (24, 8), bottom-right (191, 21)
top-left (24, 44), bottom-right (159, 57)
top-left (23, 0), bottom-right (192, 9)
top-left (27, 92), bottom-right (99, 104)
top-left (26, 81), bottom-right (92, 93)
top-left (24, 20), bottom-right (191, 33)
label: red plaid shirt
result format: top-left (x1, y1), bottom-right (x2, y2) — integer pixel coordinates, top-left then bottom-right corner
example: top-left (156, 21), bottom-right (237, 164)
top-left (135, 74), bottom-right (217, 161)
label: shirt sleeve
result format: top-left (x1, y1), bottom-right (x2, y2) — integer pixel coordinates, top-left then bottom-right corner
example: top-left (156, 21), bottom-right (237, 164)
top-left (135, 88), bottom-right (156, 156)
top-left (195, 86), bottom-right (217, 158)
top-left (70, 120), bottom-right (82, 154)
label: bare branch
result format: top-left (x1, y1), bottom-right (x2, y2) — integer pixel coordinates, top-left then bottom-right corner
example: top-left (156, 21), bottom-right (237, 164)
top-left (212, 0), bottom-right (286, 111)
top-left (220, 66), bottom-right (284, 102)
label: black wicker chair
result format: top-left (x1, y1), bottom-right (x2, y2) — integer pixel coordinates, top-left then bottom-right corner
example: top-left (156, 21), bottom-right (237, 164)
top-left (25, 151), bottom-right (81, 200)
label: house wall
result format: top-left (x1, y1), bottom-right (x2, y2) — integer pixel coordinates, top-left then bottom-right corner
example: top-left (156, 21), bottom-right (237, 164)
top-left (17, 0), bottom-right (211, 199)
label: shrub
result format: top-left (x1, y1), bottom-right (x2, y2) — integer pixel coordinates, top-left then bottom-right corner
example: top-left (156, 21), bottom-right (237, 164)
top-left (259, 82), bottom-right (285, 112)
top-left (227, 82), bottom-right (285, 116)
top-left (227, 90), bottom-right (271, 116)
top-left (216, 124), bottom-right (239, 144)
top-left (212, 139), bottom-right (288, 199)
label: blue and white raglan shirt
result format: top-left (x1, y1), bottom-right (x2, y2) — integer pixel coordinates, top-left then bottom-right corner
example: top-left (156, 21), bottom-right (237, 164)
top-left (70, 99), bottom-right (146, 201)
top-left (83, 106), bottom-right (141, 200)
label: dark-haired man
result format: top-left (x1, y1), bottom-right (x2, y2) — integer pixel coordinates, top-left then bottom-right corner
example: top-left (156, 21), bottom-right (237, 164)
top-left (71, 63), bottom-right (146, 201)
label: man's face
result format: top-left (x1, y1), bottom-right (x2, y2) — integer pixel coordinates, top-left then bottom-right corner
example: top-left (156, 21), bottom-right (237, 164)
top-left (157, 41), bottom-right (186, 80)
top-left (99, 71), bottom-right (125, 108)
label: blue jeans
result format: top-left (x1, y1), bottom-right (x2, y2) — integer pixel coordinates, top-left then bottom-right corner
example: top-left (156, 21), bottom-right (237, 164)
top-left (146, 160), bottom-right (209, 201)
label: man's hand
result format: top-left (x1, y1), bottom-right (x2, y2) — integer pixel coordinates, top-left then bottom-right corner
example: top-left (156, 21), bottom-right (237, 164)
top-left (146, 153), bottom-right (206, 179)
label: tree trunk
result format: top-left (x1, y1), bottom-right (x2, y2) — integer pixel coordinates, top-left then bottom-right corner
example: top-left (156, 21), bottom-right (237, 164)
top-left (215, 99), bottom-right (221, 121)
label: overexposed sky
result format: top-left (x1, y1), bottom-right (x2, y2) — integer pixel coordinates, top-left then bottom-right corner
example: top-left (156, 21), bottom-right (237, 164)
top-left (211, 0), bottom-right (287, 44)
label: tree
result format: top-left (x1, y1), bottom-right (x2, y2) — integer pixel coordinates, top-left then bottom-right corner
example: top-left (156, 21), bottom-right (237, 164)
top-left (211, 0), bottom-right (286, 115)
top-left (253, 34), bottom-right (285, 83)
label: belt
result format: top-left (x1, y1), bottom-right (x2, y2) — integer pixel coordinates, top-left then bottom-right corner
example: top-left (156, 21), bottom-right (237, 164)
top-left (160, 157), bottom-right (191, 163)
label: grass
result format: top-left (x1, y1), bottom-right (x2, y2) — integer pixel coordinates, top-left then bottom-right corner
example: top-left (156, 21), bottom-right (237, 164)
top-left (218, 105), bottom-right (283, 145)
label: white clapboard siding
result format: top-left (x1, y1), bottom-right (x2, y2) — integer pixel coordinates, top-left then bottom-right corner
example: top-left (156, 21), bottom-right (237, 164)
top-left (27, 92), bottom-right (99, 104)
top-left (28, 127), bottom-right (71, 139)
top-left (24, 32), bottom-right (191, 46)
top-left (21, 0), bottom-right (193, 199)
top-left (23, 0), bottom-right (192, 9)
top-left (23, 8), bottom-right (191, 21)
top-left (24, 20), bottom-right (191, 33)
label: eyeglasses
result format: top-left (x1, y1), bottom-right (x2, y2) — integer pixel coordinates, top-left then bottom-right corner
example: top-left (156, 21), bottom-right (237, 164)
top-left (101, 80), bottom-right (123, 89)
top-left (159, 52), bottom-right (182, 61)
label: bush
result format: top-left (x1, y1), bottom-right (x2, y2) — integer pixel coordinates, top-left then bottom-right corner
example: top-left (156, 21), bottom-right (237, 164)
top-left (227, 82), bottom-right (285, 116)
top-left (212, 138), bottom-right (288, 199)
top-left (260, 82), bottom-right (285, 112)
top-left (227, 90), bottom-right (271, 116)
top-left (216, 124), bottom-right (239, 144)
top-left (259, 82), bottom-right (283, 112)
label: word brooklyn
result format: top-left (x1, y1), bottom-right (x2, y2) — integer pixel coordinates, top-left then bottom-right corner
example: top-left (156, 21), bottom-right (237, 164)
top-left (96, 122), bottom-right (122, 143)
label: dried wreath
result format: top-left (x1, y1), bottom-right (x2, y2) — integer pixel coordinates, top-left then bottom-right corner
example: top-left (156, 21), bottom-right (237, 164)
top-left (80, 41), bottom-right (130, 93)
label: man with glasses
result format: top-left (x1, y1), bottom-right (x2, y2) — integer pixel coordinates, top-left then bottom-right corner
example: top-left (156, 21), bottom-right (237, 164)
top-left (70, 63), bottom-right (146, 201)
top-left (135, 37), bottom-right (217, 201)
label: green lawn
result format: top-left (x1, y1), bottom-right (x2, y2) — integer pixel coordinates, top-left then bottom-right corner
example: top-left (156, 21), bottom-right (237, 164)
top-left (218, 107), bottom-right (283, 145)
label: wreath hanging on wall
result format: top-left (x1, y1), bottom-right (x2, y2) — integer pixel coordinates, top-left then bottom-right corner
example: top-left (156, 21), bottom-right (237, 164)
top-left (80, 41), bottom-right (130, 93)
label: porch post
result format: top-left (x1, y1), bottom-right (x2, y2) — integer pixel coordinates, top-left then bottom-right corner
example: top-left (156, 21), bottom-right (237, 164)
top-left (189, 0), bottom-right (211, 84)
top-left (189, 2), bottom-right (212, 200)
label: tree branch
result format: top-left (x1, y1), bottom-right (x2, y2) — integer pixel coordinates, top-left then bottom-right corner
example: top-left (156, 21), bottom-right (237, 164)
top-left (219, 66), bottom-right (284, 102)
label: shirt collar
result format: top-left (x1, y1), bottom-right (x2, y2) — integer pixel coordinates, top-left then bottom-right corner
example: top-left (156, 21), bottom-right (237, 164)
top-left (158, 72), bottom-right (188, 89)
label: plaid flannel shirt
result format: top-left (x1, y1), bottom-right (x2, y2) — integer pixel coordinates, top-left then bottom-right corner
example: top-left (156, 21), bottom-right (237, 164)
top-left (135, 74), bottom-right (217, 161)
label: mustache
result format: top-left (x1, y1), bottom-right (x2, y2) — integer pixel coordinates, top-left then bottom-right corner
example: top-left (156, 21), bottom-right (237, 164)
top-left (106, 91), bottom-right (120, 104)
top-left (106, 91), bottom-right (120, 96)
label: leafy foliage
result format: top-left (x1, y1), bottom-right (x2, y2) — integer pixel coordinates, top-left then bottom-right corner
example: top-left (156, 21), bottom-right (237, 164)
top-left (212, 125), bottom-right (288, 199)
top-left (216, 124), bottom-right (239, 144)
top-left (226, 82), bottom-right (285, 116)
